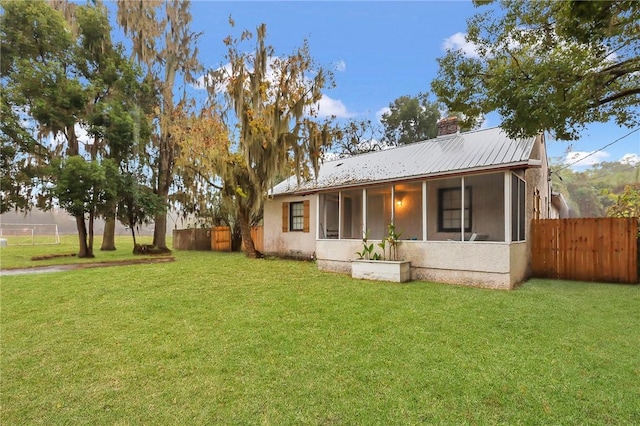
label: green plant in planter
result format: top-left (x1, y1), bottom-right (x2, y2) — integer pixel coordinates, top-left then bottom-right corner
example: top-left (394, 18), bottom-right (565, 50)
top-left (357, 225), bottom-right (403, 261)
top-left (355, 230), bottom-right (377, 260)
top-left (385, 223), bottom-right (403, 261)
top-left (377, 238), bottom-right (387, 260)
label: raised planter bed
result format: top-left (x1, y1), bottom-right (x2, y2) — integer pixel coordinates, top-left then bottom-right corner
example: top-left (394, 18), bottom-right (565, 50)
top-left (351, 260), bottom-right (411, 283)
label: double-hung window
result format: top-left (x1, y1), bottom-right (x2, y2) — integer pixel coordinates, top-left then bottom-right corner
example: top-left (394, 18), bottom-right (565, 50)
top-left (438, 187), bottom-right (472, 232)
top-left (289, 202), bottom-right (304, 231)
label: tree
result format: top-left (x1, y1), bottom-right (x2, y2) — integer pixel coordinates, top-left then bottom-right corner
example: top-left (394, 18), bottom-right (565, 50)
top-left (51, 156), bottom-right (118, 258)
top-left (333, 119), bottom-right (384, 158)
top-left (2, 0), bottom-right (97, 257)
top-left (116, 171), bottom-right (165, 249)
top-left (178, 23), bottom-right (334, 258)
top-left (607, 184), bottom-right (640, 218)
top-left (116, 0), bottom-right (202, 251)
top-left (551, 160), bottom-right (639, 217)
top-left (431, 0), bottom-right (640, 140)
top-left (2, 0), bottom-right (152, 257)
top-left (380, 93), bottom-right (440, 145)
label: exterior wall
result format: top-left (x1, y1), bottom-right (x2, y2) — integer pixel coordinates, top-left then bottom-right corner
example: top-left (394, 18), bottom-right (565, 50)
top-left (523, 134), bottom-right (553, 277)
top-left (263, 194), bottom-right (317, 258)
top-left (265, 134), bottom-right (549, 289)
top-left (317, 239), bottom-right (528, 289)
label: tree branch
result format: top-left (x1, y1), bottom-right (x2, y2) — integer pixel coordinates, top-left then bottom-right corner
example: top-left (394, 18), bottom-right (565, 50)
top-left (182, 164), bottom-right (224, 190)
top-left (593, 88), bottom-right (640, 107)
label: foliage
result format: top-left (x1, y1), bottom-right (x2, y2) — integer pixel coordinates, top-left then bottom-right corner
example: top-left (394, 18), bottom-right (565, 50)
top-left (385, 223), bottom-right (402, 261)
top-left (186, 22), bottom-right (335, 258)
top-left (355, 224), bottom-right (403, 261)
top-left (116, 0), bottom-right (202, 250)
top-left (606, 183), bottom-right (640, 218)
top-left (1, 0), bottom-right (153, 256)
top-left (432, 0), bottom-right (640, 140)
top-left (116, 171), bottom-right (165, 247)
top-left (355, 230), bottom-right (377, 260)
top-left (332, 119), bottom-right (384, 157)
top-left (51, 156), bottom-right (117, 218)
top-left (550, 160), bottom-right (639, 217)
top-left (2, 254), bottom-right (639, 424)
top-left (380, 93), bottom-right (440, 145)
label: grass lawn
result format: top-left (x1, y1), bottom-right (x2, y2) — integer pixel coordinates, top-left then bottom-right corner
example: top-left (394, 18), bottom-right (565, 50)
top-left (2, 240), bottom-right (639, 424)
top-left (0, 235), bottom-right (163, 270)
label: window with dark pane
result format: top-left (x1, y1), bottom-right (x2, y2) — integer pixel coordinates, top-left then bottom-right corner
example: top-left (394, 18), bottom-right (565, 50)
top-left (290, 202), bottom-right (304, 231)
top-left (438, 187), bottom-right (471, 232)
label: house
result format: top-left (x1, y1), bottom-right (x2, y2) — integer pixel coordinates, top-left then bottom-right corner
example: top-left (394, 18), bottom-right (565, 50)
top-left (264, 120), bottom-right (560, 289)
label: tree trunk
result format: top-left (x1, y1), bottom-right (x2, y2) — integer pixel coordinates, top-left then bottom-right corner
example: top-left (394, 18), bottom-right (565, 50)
top-left (238, 206), bottom-right (259, 258)
top-left (153, 133), bottom-right (171, 250)
top-left (231, 221), bottom-right (243, 252)
top-left (101, 210), bottom-right (117, 250)
top-left (153, 209), bottom-right (167, 249)
top-left (88, 211), bottom-right (95, 256)
top-left (75, 215), bottom-right (93, 258)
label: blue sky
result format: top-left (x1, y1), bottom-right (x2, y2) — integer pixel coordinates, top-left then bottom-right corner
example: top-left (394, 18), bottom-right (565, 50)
top-left (115, 1), bottom-right (640, 170)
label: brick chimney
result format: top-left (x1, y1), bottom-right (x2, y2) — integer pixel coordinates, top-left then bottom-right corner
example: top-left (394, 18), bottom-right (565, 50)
top-left (437, 116), bottom-right (458, 136)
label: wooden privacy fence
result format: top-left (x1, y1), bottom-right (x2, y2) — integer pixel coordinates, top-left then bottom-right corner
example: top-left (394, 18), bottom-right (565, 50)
top-left (211, 226), bottom-right (263, 253)
top-left (173, 228), bottom-right (211, 251)
top-left (531, 218), bottom-right (638, 284)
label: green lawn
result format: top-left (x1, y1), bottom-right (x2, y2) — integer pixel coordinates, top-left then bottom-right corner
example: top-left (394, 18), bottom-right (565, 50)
top-left (2, 242), bottom-right (639, 424)
top-left (0, 235), bottom-right (163, 270)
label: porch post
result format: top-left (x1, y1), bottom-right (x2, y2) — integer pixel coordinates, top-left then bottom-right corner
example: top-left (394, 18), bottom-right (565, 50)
top-left (338, 191), bottom-right (342, 240)
top-left (460, 177), bottom-right (465, 241)
top-left (391, 185), bottom-right (396, 224)
top-left (316, 194), bottom-right (321, 240)
top-left (362, 188), bottom-right (367, 238)
top-left (504, 172), bottom-right (511, 242)
top-left (423, 181), bottom-right (428, 241)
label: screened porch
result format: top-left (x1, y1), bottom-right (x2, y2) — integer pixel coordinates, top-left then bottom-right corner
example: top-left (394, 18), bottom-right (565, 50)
top-left (317, 170), bottom-right (528, 243)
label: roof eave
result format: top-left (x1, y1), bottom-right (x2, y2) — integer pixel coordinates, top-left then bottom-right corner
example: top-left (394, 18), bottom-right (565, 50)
top-left (277, 161), bottom-right (532, 196)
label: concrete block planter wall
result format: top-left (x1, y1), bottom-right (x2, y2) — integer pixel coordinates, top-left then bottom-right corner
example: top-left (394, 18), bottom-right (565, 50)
top-left (351, 260), bottom-right (411, 283)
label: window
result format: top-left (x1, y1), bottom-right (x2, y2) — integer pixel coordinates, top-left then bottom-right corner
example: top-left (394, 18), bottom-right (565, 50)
top-left (290, 202), bottom-right (304, 231)
top-left (438, 187), bottom-right (471, 232)
top-left (282, 200), bottom-right (309, 233)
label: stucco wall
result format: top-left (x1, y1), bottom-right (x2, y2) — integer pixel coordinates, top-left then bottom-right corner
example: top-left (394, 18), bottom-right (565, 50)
top-left (316, 239), bottom-right (526, 289)
top-left (264, 194), bottom-right (317, 258)
top-left (523, 134), bottom-right (552, 277)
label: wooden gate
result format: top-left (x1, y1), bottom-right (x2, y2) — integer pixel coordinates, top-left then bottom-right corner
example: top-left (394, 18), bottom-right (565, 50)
top-left (211, 226), bottom-right (231, 251)
top-left (531, 218), bottom-right (638, 284)
top-left (211, 226), bottom-right (263, 252)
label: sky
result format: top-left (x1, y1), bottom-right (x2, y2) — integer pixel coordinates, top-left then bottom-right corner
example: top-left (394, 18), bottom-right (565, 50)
top-left (113, 0), bottom-right (640, 171)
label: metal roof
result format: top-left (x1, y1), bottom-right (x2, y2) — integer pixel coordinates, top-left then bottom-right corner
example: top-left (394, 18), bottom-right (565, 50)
top-left (272, 126), bottom-right (537, 195)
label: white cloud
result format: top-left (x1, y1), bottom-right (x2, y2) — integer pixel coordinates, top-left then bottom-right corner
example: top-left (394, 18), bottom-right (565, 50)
top-left (314, 94), bottom-right (353, 118)
top-left (620, 153), bottom-right (640, 165)
top-left (442, 32), bottom-right (479, 58)
top-left (376, 107), bottom-right (390, 121)
top-left (564, 150), bottom-right (611, 169)
top-left (334, 60), bottom-right (346, 72)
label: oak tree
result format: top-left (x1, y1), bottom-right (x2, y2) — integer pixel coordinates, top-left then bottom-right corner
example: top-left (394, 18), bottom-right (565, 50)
top-left (380, 93), bottom-right (440, 145)
top-left (431, 0), bottom-right (640, 140)
top-left (116, 0), bottom-right (202, 251)
top-left (180, 23), bottom-right (334, 258)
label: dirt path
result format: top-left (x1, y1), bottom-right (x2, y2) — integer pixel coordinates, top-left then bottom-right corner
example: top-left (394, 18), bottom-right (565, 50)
top-left (1, 256), bottom-right (175, 277)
